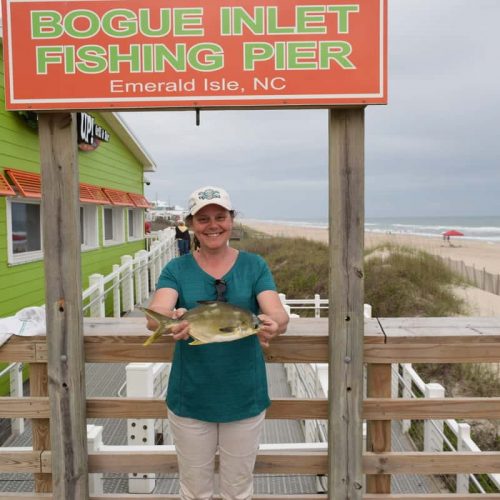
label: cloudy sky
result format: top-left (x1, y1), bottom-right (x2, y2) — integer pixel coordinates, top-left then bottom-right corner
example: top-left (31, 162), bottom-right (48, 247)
top-left (3, 0), bottom-right (499, 220)
top-left (121, 0), bottom-right (500, 220)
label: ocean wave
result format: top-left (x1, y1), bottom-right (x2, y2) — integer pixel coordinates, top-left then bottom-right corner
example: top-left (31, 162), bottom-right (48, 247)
top-left (249, 217), bottom-right (500, 242)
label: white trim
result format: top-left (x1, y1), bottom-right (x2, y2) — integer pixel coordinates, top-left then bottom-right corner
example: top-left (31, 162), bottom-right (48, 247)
top-left (101, 112), bottom-right (156, 172)
top-left (102, 206), bottom-right (125, 246)
top-left (80, 204), bottom-right (99, 251)
top-left (127, 208), bottom-right (144, 242)
top-left (9, 91), bottom-right (385, 103)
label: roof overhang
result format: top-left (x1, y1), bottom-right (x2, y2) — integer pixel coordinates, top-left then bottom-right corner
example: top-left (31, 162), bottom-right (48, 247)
top-left (100, 112), bottom-right (156, 173)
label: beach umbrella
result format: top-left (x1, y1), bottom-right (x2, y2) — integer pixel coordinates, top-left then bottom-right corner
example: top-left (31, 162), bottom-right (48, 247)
top-left (443, 229), bottom-right (464, 237)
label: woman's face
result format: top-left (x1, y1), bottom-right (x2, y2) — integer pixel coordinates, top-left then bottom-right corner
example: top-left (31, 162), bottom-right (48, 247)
top-left (191, 204), bottom-right (233, 250)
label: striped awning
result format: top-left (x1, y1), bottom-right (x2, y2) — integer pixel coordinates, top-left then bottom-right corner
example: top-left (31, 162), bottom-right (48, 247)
top-left (103, 188), bottom-right (135, 206)
top-left (128, 193), bottom-right (151, 208)
top-left (0, 173), bottom-right (16, 196)
top-left (80, 183), bottom-right (112, 204)
top-left (5, 169), bottom-right (41, 198)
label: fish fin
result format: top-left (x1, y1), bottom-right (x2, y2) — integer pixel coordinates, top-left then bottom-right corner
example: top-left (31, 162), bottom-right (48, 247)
top-left (189, 339), bottom-right (204, 346)
top-left (140, 307), bottom-right (176, 347)
top-left (143, 329), bottom-right (163, 347)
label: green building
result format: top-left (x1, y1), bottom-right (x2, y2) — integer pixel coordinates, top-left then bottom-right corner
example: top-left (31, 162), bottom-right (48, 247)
top-left (0, 37), bottom-right (156, 317)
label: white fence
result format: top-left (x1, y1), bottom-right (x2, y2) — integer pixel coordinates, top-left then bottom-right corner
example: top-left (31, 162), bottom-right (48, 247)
top-left (392, 362), bottom-right (500, 493)
top-left (1, 229), bottom-right (177, 452)
top-left (278, 293), bottom-right (372, 319)
top-left (82, 228), bottom-right (177, 318)
top-left (441, 256), bottom-right (500, 296)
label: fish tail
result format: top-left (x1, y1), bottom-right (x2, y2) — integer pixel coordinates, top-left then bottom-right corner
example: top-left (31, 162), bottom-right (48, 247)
top-left (143, 330), bottom-right (163, 347)
top-left (140, 307), bottom-right (177, 327)
top-left (140, 307), bottom-right (177, 346)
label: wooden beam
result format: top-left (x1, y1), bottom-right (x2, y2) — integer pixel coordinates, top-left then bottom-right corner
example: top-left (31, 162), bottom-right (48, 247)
top-left (0, 337), bottom-right (38, 362)
top-left (366, 364), bottom-right (392, 494)
top-left (86, 397), bottom-right (328, 419)
top-left (328, 107), bottom-right (365, 499)
top-left (0, 397), bottom-right (50, 417)
top-left (0, 450), bottom-right (41, 472)
top-left (30, 364), bottom-right (51, 492)
top-left (38, 450), bottom-right (329, 474)
top-left (0, 495), bottom-right (327, 500)
top-left (6, 316), bottom-right (500, 363)
top-left (363, 451), bottom-right (500, 474)
top-left (15, 337), bottom-right (500, 364)
top-left (6, 395), bottom-right (500, 420)
top-left (2, 494), bottom-right (499, 500)
top-left (39, 112), bottom-right (88, 498)
top-left (4, 449), bottom-right (500, 476)
top-left (90, 497), bottom-right (326, 500)
top-left (365, 343), bottom-right (500, 363)
top-left (117, 449), bottom-right (323, 474)
top-left (364, 496), bottom-right (500, 499)
top-left (363, 397), bottom-right (500, 419)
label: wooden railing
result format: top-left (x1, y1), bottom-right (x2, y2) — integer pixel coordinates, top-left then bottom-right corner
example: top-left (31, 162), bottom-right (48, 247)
top-left (2, 316), bottom-right (500, 499)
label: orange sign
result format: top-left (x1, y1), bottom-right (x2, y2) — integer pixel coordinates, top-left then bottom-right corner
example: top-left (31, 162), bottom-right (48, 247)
top-left (1, 0), bottom-right (387, 110)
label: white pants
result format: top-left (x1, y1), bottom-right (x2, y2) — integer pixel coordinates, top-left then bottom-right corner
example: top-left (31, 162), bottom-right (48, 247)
top-left (168, 408), bottom-right (266, 500)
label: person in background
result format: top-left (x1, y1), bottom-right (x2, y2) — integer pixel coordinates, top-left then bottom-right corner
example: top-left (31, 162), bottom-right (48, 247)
top-left (145, 185), bottom-right (289, 500)
top-left (175, 220), bottom-right (191, 255)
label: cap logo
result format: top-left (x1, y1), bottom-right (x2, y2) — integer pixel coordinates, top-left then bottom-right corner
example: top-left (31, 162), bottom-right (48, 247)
top-left (198, 189), bottom-right (221, 201)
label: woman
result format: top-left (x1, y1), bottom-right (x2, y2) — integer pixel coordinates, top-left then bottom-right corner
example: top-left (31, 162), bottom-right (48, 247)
top-left (146, 185), bottom-right (289, 500)
top-left (175, 220), bottom-right (191, 255)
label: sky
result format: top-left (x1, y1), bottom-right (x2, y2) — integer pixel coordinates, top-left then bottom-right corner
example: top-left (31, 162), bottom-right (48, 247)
top-left (3, 0), bottom-right (500, 220)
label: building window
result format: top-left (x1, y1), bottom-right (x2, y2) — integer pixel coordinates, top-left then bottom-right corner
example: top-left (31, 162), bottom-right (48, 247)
top-left (128, 209), bottom-right (143, 240)
top-left (8, 199), bottom-right (43, 264)
top-left (103, 207), bottom-right (125, 245)
top-left (80, 205), bottom-right (98, 250)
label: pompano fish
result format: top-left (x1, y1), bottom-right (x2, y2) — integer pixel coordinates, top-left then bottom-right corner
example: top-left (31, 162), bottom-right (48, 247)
top-left (140, 301), bottom-right (261, 347)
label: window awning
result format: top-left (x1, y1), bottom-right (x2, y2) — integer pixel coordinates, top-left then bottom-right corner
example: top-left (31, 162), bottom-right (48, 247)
top-left (103, 188), bottom-right (134, 206)
top-left (5, 169), bottom-right (41, 198)
top-left (0, 173), bottom-right (16, 196)
top-left (128, 193), bottom-right (151, 208)
top-left (80, 183), bottom-right (112, 204)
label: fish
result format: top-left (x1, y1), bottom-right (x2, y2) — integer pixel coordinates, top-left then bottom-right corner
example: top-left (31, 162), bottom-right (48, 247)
top-left (140, 301), bottom-right (261, 347)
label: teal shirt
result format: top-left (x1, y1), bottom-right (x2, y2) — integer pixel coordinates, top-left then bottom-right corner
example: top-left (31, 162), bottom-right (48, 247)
top-left (157, 251), bottom-right (276, 422)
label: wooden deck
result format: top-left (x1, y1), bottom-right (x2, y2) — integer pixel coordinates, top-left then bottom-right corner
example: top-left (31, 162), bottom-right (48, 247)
top-left (2, 316), bottom-right (500, 497)
top-left (1, 362), bottom-right (438, 495)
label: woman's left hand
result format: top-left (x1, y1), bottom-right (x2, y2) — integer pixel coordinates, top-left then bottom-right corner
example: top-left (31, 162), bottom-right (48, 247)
top-left (257, 314), bottom-right (280, 348)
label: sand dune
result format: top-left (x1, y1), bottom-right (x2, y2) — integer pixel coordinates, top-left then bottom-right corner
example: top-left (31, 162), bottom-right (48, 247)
top-left (240, 218), bottom-right (500, 317)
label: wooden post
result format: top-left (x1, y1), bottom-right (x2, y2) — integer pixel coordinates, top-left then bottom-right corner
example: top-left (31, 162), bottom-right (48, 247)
top-left (328, 107), bottom-right (365, 498)
top-left (39, 112), bottom-right (89, 499)
top-left (366, 364), bottom-right (392, 494)
top-left (30, 363), bottom-right (51, 492)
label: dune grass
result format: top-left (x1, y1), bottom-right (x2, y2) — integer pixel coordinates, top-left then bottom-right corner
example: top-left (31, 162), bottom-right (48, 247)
top-left (235, 229), bottom-right (469, 317)
top-left (238, 228), bottom-right (500, 457)
top-left (234, 229), bottom-right (330, 299)
top-left (364, 243), bottom-right (468, 317)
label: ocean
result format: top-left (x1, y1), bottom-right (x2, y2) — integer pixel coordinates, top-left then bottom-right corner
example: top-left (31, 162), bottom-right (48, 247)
top-left (259, 216), bottom-right (500, 243)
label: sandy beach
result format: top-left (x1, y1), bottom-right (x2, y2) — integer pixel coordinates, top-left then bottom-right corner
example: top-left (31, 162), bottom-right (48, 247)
top-left (240, 218), bottom-right (500, 316)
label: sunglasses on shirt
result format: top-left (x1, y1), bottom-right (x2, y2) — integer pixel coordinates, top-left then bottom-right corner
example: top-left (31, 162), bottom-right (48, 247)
top-left (214, 279), bottom-right (227, 302)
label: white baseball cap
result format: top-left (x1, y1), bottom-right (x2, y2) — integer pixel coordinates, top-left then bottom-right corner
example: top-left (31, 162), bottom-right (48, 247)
top-left (188, 186), bottom-right (232, 216)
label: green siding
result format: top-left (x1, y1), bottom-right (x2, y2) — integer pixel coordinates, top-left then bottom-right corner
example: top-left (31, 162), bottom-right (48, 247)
top-left (0, 46), bottom-right (150, 318)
